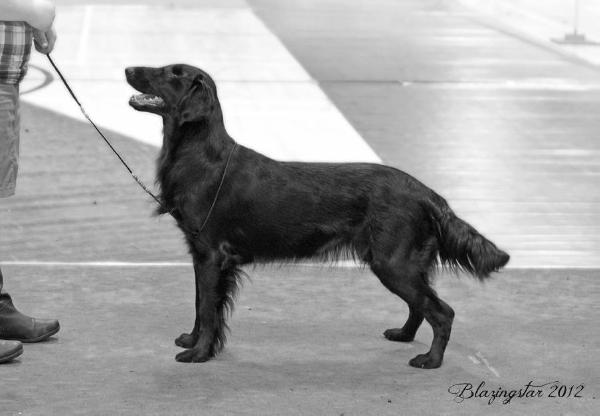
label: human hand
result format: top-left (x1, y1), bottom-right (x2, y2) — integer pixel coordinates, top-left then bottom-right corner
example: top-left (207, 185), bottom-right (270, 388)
top-left (27, 0), bottom-right (56, 32)
top-left (33, 24), bottom-right (57, 54)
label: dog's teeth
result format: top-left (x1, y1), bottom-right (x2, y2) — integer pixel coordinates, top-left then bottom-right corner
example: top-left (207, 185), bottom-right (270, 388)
top-left (130, 94), bottom-right (165, 107)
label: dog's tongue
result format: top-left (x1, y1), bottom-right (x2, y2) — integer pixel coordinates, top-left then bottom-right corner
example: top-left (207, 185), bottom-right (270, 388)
top-left (129, 93), bottom-right (165, 107)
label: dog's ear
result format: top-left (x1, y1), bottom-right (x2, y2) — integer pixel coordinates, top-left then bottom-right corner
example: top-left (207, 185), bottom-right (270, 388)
top-left (178, 75), bottom-right (215, 124)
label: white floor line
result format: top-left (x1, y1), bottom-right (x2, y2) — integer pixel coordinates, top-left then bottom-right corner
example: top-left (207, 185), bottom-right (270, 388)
top-left (0, 261), bottom-right (192, 267)
top-left (0, 261), bottom-right (592, 269)
top-left (0, 260), bottom-right (358, 268)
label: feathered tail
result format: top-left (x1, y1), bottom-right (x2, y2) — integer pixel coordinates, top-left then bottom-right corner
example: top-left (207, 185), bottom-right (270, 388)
top-left (424, 196), bottom-right (510, 279)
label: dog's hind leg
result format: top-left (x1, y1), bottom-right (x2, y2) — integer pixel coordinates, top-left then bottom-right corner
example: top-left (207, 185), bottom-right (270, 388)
top-left (409, 293), bottom-right (454, 369)
top-left (383, 305), bottom-right (423, 342)
top-left (175, 249), bottom-right (235, 363)
top-left (371, 250), bottom-right (454, 369)
top-left (371, 259), bottom-right (425, 341)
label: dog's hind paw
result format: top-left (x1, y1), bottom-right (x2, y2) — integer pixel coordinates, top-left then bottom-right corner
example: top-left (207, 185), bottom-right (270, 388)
top-left (408, 353), bottom-right (442, 369)
top-left (384, 328), bottom-right (415, 342)
top-left (175, 348), bottom-right (212, 363)
top-left (175, 333), bottom-right (196, 349)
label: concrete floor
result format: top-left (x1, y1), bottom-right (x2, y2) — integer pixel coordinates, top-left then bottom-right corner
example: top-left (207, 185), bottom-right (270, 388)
top-left (1, 0), bottom-right (599, 415)
top-left (1, 266), bottom-right (598, 415)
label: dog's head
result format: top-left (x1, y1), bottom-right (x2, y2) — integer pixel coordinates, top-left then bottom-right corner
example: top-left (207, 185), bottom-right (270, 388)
top-left (125, 64), bottom-right (218, 124)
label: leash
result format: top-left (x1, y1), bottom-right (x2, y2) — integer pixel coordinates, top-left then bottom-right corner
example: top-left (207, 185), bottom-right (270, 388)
top-left (46, 53), bottom-right (237, 236)
top-left (46, 53), bottom-right (162, 206)
top-left (197, 141), bottom-right (237, 234)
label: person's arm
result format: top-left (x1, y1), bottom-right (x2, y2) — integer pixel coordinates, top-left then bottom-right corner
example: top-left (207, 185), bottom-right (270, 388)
top-left (0, 0), bottom-right (55, 32)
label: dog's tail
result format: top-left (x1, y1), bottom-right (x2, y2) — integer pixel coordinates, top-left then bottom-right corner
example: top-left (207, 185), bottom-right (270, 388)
top-left (423, 195), bottom-right (510, 279)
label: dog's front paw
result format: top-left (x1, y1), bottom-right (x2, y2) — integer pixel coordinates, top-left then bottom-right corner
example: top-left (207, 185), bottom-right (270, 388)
top-left (175, 333), bottom-right (196, 349)
top-left (408, 352), bottom-right (442, 369)
top-left (175, 348), bottom-right (213, 363)
top-left (384, 328), bottom-right (415, 342)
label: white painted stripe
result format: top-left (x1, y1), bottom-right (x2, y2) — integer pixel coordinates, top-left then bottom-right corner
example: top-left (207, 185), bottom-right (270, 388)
top-left (0, 260), bottom-right (356, 268)
top-left (402, 80), bottom-right (600, 91)
top-left (0, 260), bottom-right (589, 269)
top-left (21, 5), bottom-right (381, 163)
top-left (0, 261), bottom-right (192, 267)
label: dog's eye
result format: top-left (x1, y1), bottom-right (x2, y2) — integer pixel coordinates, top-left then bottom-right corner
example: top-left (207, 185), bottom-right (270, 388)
top-left (172, 65), bottom-right (183, 76)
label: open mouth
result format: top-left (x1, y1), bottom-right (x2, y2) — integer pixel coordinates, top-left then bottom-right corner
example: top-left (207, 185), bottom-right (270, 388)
top-left (129, 93), bottom-right (166, 111)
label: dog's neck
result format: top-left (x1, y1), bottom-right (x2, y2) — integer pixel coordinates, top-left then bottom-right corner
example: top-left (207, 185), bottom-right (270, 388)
top-left (156, 113), bottom-right (235, 214)
top-left (162, 105), bottom-right (231, 152)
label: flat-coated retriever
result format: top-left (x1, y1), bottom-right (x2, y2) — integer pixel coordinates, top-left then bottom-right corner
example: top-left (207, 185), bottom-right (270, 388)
top-left (125, 64), bottom-right (509, 368)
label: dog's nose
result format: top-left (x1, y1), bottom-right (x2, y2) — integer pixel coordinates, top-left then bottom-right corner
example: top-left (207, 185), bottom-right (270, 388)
top-left (125, 67), bottom-right (136, 78)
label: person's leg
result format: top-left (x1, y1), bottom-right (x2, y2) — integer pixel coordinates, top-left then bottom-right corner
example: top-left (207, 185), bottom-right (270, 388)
top-left (0, 84), bottom-right (24, 363)
top-left (0, 84), bottom-right (59, 349)
top-left (0, 339), bottom-right (23, 363)
top-left (0, 84), bottom-right (19, 199)
top-left (0, 280), bottom-right (60, 342)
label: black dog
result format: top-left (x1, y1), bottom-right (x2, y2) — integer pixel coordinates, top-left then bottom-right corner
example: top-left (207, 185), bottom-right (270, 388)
top-left (125, 64), bottom-right (509, 368)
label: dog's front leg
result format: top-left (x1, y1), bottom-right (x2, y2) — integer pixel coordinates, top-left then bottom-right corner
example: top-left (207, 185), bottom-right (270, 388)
top-left (174, 247), bottom-right (207, 349)
top-left (174, 278), bottom-right (201, 349)
top-left (175, 251), bottom-right (223, 363)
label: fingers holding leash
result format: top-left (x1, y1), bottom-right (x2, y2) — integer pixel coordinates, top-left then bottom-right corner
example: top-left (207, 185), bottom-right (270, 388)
top-left (33, 24), bottom-right (57, 54)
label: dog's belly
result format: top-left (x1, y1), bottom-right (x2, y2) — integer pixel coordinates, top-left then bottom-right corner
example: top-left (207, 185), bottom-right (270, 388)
top-left (221, 209), bottom-right (363, 263)
top-left (239, 228), bottom-right (351, 261)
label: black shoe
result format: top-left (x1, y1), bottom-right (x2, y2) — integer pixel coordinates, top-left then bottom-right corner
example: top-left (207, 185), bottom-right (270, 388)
top-left (0, 340), bottom-right (23, 363)
top-left (0, 294), bottom-right (60, 343)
